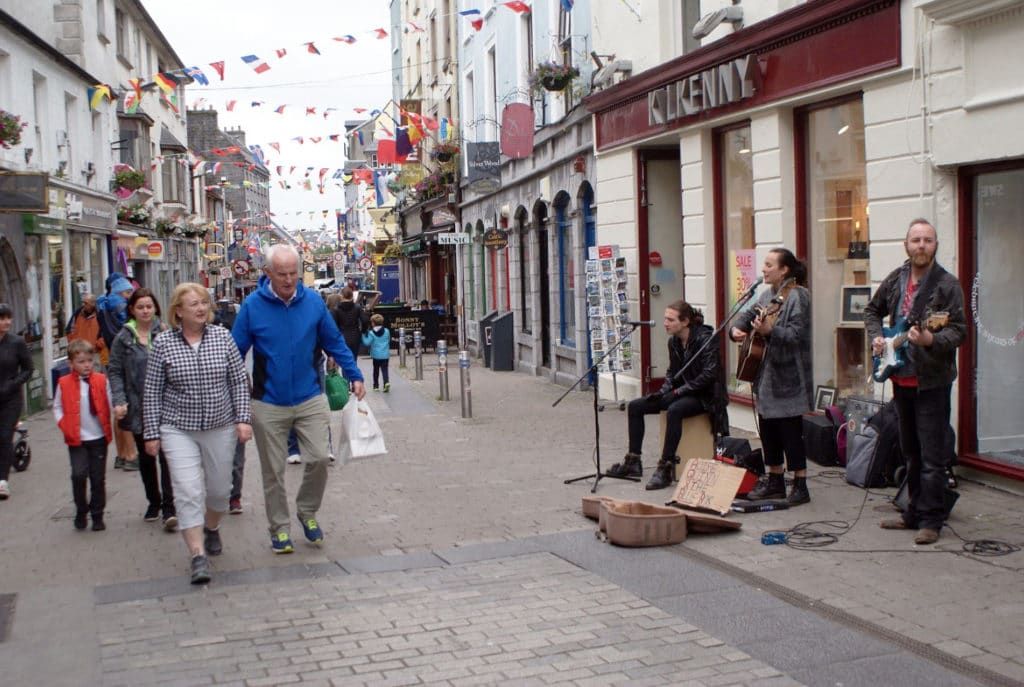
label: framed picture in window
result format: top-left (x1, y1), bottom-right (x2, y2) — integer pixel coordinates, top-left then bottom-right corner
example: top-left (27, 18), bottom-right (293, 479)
top-left (841, 286), bottom-right (871, 324)
top-left (814, 385), bottom-right (837, 412)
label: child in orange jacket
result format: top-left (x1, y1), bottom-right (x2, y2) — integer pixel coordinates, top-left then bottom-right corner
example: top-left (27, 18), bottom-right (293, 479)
top-left (54, 339), bottom-right (113, 531)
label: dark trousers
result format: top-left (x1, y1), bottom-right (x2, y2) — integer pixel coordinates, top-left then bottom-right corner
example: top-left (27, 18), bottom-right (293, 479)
top-left (69, 438), bottom-right (107, 517)
top-left (758, 415), bottom-right (806, 472)
top-left (231, 439), bottom-right (245, 501)
top-left (132, 433), bottom-right (174, 516)
top-left (0, 396), bottom-right (22, 480)
top-left (372, 358), bottom-right (390, 388)
top-left (627, 394), bottom-right (704, 460)
top-left (893, 384), bottom-right (951, 531)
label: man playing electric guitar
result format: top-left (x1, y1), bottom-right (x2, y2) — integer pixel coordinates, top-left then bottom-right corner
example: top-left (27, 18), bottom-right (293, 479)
top-left (864, 218), bottom-right (966, 545)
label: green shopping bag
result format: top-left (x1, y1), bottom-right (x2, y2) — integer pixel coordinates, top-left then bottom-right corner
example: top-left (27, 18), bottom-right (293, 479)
top-left (325, 368), bottom-right (349, 411)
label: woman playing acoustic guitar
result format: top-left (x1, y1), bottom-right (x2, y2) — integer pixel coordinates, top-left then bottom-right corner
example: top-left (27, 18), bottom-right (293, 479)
top-left (729, 248), bottom-right (814, 504)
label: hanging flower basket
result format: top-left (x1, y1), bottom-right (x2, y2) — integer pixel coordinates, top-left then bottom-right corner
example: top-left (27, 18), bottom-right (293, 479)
top-left (0, 110), bottom-right (27, 150)
top-left (117, 203), bottom-right (152, 226)
top-left (530, 62), bottom-right (580, 94)
top-left (113, 164), bottom-right (147, 198)
top-left (431, 141), bottom-right (461, 163)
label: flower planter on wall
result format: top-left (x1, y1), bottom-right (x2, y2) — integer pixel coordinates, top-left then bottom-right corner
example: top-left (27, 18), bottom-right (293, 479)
top-left (541, 75), bottom-right (572, 92)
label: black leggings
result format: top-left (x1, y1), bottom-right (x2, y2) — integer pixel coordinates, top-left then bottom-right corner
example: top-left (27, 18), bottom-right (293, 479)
top-left (0, 396), bottom-right (22, 481)
top-left (757, 414), bottom-right (806, 472)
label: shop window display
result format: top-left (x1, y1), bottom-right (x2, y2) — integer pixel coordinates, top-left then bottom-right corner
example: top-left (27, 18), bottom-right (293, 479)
top-left (803, 98), bottom-right (869, 399)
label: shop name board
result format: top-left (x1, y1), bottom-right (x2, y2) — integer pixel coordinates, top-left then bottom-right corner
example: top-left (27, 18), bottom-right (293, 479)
top-left (649, 55), bottom-right (757, 126)
top-left (0, 172), bottom-right (49, 213)
top-left (483, 228), bottom-right (509, 250)
top-left (437, 233), bottom-right (470, 245)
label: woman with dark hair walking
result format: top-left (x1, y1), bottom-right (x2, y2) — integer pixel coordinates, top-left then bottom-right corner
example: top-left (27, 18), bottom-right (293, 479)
top-left (0, 303), bottom-right (32, 500)
top-left (108, 288), bottom-right (177, 530)
top-left (730, 248), bottom-right (814, 504)
top-left (608, 300), bottom-right (730, 490)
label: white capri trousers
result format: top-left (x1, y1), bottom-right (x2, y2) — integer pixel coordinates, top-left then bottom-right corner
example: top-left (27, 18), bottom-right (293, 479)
top-left (160, 424), bottom-right (236, 530)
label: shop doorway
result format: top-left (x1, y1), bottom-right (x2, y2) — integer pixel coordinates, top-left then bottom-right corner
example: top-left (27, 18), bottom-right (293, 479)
top-left (960, 162), bottom-right (1024, 479)
top-left (638, 150), bottom-right (683, 393)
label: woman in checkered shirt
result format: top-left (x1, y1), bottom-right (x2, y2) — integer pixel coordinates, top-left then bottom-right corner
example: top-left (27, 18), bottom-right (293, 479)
top-left (142, 283), bottom-right (252, 585)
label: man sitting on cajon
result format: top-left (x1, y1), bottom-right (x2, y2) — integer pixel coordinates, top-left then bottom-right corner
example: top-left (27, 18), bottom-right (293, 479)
top-left (607, 301), bottom-right (730, 490)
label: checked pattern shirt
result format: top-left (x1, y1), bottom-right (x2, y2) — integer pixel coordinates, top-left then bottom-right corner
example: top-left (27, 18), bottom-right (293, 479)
top-left (143, 325), bottom-right (251, 441)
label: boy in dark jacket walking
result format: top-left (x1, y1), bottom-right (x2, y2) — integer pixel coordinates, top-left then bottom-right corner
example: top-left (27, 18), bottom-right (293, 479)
top-left (362, 314), bottom-right (391, 392)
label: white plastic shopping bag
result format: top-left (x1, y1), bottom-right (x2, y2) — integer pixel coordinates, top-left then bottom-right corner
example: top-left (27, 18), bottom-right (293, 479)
top-left (340, 398), bottom-right (387, 459)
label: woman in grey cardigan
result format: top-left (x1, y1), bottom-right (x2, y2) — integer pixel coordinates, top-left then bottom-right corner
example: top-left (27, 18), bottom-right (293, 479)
top-left (730, 248), bottom-right (813, 504)
top-left (108, 288), bottom-right (176, 530)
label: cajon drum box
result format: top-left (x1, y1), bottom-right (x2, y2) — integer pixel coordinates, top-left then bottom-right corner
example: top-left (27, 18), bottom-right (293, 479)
top-left (659, 412), bottom-right (715, 479)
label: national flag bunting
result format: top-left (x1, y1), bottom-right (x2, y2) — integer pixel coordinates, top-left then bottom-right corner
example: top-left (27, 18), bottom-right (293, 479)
top-left (334, 35), bottom-right (356, 44)
top-left (471, 18), bottom-right (483, 31)
top-left (87, 84), bottom-right (113, 110)
top-left (209, 61), bottom-right (225, 80)
top-left (275, 48), bottom-right (287, 58)
top-left (561, 0), bottom-right (574, 10)
top-left (241, 55), bottom-right (270, 74)
top-left (373, 28), bottom-right (388, 39)
top-left (184, 66), bottom-right (209, 85)
top-left (503, 1), bottom-right (531, 12)
top-left (226, 100), bottom-right (237, 111)
top-left (274, 105), bottom-right (287, 114)
top-left (305, 42), bottom-right (320, 55)
top-left (153, 72), bottom-right (178, 94)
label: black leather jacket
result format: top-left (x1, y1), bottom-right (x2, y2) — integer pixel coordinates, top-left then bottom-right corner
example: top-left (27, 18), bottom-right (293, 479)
top-left (863, 261), bottom-right (966, 390)
top-left (659, 323), bottom-right (730, 436)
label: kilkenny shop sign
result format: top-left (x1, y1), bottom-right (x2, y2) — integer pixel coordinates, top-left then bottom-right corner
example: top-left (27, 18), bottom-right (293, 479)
top-left (648, 54), bottom-right (757, 126)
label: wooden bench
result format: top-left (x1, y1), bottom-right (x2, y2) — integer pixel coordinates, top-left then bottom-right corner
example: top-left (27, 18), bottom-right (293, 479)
top-left (659, 412), bottom-right (716, 480)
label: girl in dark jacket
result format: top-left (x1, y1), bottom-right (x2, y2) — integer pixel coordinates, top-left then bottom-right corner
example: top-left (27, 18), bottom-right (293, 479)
top-left (609, 301), bottom-right (729, 490)
top-left (108, 288), bottom-right (176, 529)
top-left (0, 303), bottom-right (32, 500)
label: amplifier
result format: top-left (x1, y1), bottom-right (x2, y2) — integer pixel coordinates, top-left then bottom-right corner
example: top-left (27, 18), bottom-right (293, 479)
top-left (845, 394), bottom-right (885, 436)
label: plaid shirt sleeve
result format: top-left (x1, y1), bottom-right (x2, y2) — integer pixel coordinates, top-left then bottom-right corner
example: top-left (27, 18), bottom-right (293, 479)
top-left (142, 326), bottom-right (250, 440)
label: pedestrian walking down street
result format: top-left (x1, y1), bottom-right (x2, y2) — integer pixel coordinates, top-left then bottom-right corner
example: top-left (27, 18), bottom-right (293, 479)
top-left (98, 274), bottom-right (139, 471)
top-left (54, 340), bottom-right (112, 531)
top-left (730, 248), bottom-right (814, 505)
top-left (143, 283), bottom-right (252, 585)
top-left (232, 245), bottom-right (365, 555)
top-left (65, 293), bottom-right (106, 362)
top-left (362, 313), bottom-right (392, 392)
top-left (0, 303), bottom-right (33, 501)
top-left (332, 286), bottom-right (368, 365)
top-left (107, 288), bottom-right (177, 532)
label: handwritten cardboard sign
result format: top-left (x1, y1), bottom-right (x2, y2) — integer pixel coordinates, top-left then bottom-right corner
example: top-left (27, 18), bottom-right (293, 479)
top-left (670, 458), bottom-right (747, 515)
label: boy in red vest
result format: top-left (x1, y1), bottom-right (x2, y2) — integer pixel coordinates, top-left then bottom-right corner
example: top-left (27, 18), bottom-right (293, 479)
top-left (54, 339), bottom-right (113, 531)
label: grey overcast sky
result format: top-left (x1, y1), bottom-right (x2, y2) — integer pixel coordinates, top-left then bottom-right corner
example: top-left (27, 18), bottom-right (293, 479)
top-left (142, 0), bottom-right (394, 234)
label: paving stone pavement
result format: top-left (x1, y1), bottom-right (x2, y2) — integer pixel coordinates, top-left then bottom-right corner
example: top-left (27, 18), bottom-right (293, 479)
top-left (0, 352), bottom-right (1021, 686)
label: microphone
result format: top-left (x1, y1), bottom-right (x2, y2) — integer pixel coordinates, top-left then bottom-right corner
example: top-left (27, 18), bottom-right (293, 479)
top-left (628, 320), bottom-right (657, 327)
top-left (741, 276), bottom-right (764, 298)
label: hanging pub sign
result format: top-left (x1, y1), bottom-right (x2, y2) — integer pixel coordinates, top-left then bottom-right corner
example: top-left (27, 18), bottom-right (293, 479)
top-left (0, 172), bottom-right (49, 213)
top-left (483, 227), bottom-right (508, 250)
top-left (500, 103), bottom-right (534, 159)
top-left (467, 141), bottom-right (501, 194)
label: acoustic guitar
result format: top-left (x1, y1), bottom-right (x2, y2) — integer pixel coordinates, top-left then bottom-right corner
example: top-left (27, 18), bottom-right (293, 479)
top-left (735, 280), bottom-right (795, 383)
top-left (871, 311), bottom-right (949, 382)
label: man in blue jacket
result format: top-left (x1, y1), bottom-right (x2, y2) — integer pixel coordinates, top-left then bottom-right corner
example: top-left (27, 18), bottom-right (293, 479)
top-left (232, 244), bottom-right (366, 553)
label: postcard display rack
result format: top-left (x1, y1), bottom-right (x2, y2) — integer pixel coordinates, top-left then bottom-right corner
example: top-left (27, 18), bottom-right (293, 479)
top-left (585, 246), bottom-right (633, 377)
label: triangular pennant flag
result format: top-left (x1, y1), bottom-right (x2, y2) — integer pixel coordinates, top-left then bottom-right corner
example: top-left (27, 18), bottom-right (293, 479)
top-left (459, 9), bottom-right (481, 15)
top-left (226, 100), bottom-right (237, 111)
top-left (405, 22), bottom-right (425, 33)
top-left (209, 61), bottom-right (225, 80)
top-left (334, 35), bottom-right (356, 44)
top-left (306, 107), bottom-right (316, 116)
top-left (275, 48), bottom-right (287, 58)
top-left (373, 28), bottom-right (388, 39)
top-left (305, 42), bottom-right (320, 55)
top-left (471, 18), bottom-right (484, 31)
top-left (310, 137), bottom-right (322, 143)
top-left (251, 101), bottom-right (264, 107)
top-left (328, 134), bottom-right (340, 142)
top-left (561, 0), bottom-right (574, 10)
top-left (274, 105), bottom-right (287, 114)
top-left (268, 142), bottom-right (281, 154)
top-left (503, 1), bottom-right (531, 13)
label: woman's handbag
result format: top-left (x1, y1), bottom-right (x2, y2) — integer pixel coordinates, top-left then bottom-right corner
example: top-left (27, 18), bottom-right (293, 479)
top-left (325, 369), bottom-right (349, 411)
top-left (340, 398), bottom-right (387, 459)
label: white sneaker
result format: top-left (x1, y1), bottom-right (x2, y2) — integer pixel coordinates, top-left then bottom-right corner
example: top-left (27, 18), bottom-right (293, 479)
top-left (286, 454), bottom-right (301, 464)
top-left (0, 480), bottom-right (8, 499)
top-left (329, 452), bottom-right (335, 462)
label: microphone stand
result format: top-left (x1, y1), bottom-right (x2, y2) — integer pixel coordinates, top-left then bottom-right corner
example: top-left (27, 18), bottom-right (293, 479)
top-left (555, 322), bottom-right (644, 492)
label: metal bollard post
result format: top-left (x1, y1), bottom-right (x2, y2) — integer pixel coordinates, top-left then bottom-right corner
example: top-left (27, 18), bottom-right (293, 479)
top-left (413, 329), bottom-right (423, 380)
top-left (398, 327), bottom-right (406, 368)
top-left (437, 340), bottom-right (449, 401)
top-left (459, 350), bottom-right (472, 418)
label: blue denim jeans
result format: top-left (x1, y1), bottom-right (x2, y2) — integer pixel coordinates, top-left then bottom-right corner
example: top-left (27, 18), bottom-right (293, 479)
top-left (892, 384), bottom-right (952, 531)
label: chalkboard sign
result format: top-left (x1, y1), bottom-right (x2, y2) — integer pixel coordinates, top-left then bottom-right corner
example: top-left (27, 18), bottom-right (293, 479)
top-left (377, 308), bottom-right (441, 350)
top-left (0, 172), bottom-right (49, 213)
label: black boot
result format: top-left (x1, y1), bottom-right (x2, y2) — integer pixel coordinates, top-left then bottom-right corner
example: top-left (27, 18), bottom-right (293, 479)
top-left (787, 476), bottom-right (810, 505)
top-left (607, 453), bottom-right (642, 478)
top-left (748, 472), bottom-right (786, 500)
top-left (645, 458), bottom-right (677, 491)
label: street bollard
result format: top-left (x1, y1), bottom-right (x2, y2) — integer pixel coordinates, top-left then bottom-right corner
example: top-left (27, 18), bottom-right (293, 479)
top-left (437, 340), bottom-right (449, 401)
top-left (459, 350), bottom-right (472, 418)
top-left (398, 327), bottom-right (406, 368)
top-left (413, 329), bottom-right (423, 380)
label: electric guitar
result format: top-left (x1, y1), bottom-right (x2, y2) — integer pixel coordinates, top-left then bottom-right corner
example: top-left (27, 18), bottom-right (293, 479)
top-left (871, 311), bottom-right (949, 382)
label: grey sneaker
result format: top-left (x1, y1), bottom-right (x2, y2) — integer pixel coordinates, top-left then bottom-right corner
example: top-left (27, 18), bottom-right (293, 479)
top-left (203, 527), bottom-right (223, 556)
top-left (190, 555), bottom-right (211, 585)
